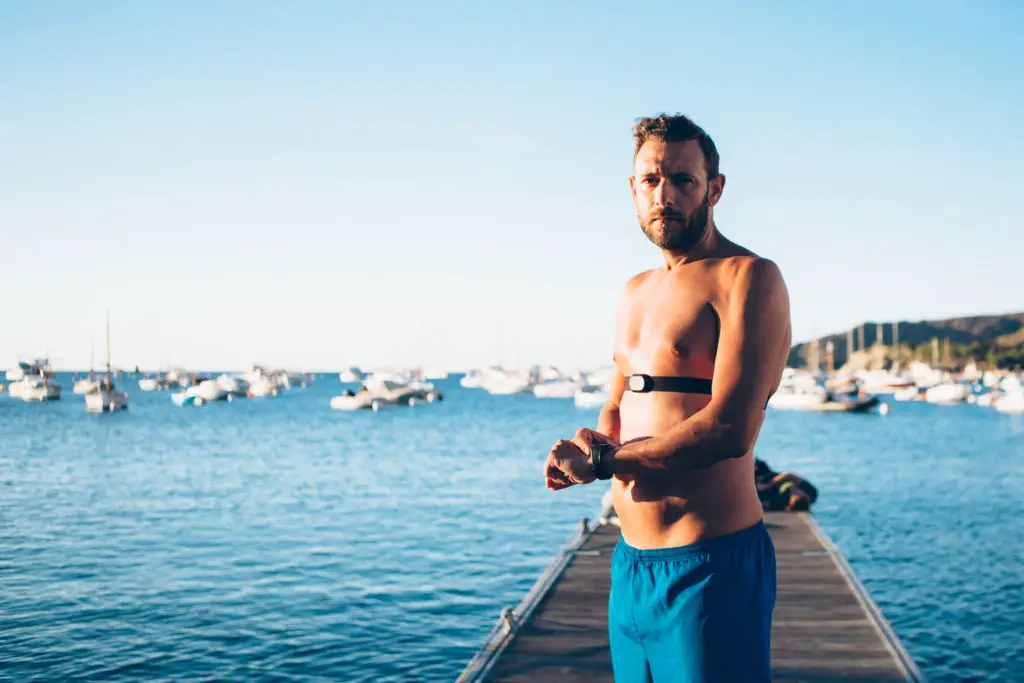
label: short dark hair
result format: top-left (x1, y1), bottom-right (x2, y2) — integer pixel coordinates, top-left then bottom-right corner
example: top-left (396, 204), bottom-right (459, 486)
top-left (632, 113), bottom-right (720, 179)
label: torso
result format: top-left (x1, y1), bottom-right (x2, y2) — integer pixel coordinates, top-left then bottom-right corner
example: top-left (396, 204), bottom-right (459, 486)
top-left (612, 254), bottom-right (766, 549)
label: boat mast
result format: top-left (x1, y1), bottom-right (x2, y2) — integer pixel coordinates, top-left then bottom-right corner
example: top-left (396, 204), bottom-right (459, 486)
top-left (106, 310), bottom-right (112, 386)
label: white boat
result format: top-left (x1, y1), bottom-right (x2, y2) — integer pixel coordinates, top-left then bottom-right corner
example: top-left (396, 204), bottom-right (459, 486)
top-left (10, 376), bottom-right (63, 401)
top-left (893, 386), bottom-right (924, 401)
top-left (8, 360), bottom-right (62, 401)
top-left (330, 381), bottom-right (440, 411)
top-left (172, 387), bottom-right (199, 406)
top-left (364, 374), bottom-right (434, 397)
top-left (1000, 374), bottom-right (1022, 393)
top-left (962, 362), bottom-right (984, 382)
top-left (138, 377), bottom-right (160, 391)
top-left (216, 374), bottom-right (249, 396)
top-left (243, 364), bottom-right (278, 396)
top-left (769, 370), bottom-right (827, 409)
top-left (976, 391), bottom-right (1002, 407)
top-left (460, 370), bottom-right (484, 388)
top-left (574, 386), bottom-right (609, 409)
top-left (164, 368), bottom-right (193, 389)
top-left (533, 379), bottom-right (578, 399)
top-left (581, 366), bottom-right (615, 389)
top-left (994, 391), bottom-right (1024, 414)
top-left (277, 371), bottom-right (306, 390)
top-left (908, 362), bottom-right (945, 389)
top-left (74, 345), bottom-right (99, 394)
top-left (924, 383), bottom-right (970, 405)
top-left (84, 312), bottom-right (128, 413)
top-left (329, 392), bottom-right (382, 411)
top-left (858, 370), bottom-right (916, 395)
top-left (73, 377), bottom-right (101, 395)
top-left (24, 380), bottom-right (63, 401)
top-left (769, 370), bottom-right (879, 412)
top-left (539, 366), bottom-right (564, 382)
top-left (85, 382), bottom-right (129, 413)
top-left (768, 387), bottom-right (829, 410)
top-left (481, 368), bottom-right (533, 395)
top-left (339, 367), bottom-right (363, 383)
top-left (770, 391), bottom-right (881, 412)
top-left (484, 376), bottom-right (532, 395)
top-left (247, 376), bottom-right (279, 397)
top-left (195, 379), bottom-right (228, 402)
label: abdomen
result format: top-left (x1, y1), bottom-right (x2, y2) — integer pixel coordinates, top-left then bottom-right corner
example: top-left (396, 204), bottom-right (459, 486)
top-left (613, 395), bottom-right (763, 548)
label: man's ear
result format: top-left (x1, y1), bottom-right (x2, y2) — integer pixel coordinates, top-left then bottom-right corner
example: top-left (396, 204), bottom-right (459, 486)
top-left (708, 174), bottom-right (726, 207)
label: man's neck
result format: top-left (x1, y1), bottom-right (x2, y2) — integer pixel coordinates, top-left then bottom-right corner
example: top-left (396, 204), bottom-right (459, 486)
top-left (661, 224), bottom-right (722, 269)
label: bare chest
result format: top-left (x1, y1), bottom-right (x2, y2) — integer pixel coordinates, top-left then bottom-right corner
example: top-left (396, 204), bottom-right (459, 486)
top-left (616, 275), bottom-right (719, 377)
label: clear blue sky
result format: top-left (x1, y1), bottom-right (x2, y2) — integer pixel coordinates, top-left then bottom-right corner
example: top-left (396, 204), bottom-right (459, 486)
top-left (2, 1), bottom-right (1022, 371)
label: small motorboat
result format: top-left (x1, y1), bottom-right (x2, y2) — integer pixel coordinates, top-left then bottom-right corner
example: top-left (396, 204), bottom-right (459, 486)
top-left (574, 386), bottom-right (609, 409)
top-left (533, 379), bottom-right (579, 399)
top-left (994, 391), bottom-right (1024, 414)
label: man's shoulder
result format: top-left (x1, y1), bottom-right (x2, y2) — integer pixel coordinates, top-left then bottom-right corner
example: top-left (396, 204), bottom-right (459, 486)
top-left (707, 256), bottom-right (786, 313)
top-left (623, 269), bottom-right (656, 294)
top-left (714, 255), bottom-right (783, 287)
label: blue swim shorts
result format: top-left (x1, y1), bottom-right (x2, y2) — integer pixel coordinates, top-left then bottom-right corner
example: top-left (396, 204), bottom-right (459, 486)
top-left (609, 520), bottom-right (776, 683)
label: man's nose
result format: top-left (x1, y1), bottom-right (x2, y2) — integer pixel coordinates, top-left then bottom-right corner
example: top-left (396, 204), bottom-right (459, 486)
top-left (652, 179), bottom-right (675, 208)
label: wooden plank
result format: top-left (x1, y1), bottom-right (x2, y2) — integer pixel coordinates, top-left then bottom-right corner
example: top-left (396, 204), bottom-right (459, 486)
top-left (462, 512), bottom-right (924, 683)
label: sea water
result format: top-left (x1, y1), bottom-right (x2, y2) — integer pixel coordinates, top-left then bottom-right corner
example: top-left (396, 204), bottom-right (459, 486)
top-left (1, 374), bottom-right (1021, 682)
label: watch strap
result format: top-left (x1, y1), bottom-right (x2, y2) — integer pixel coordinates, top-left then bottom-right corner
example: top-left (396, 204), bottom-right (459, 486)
top-left (590, 442), bottom-right (613, 480)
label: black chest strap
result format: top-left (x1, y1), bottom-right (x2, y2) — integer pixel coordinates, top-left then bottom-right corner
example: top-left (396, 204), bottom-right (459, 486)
top-left (627, 373), bottom-right (770, 409)
top-left (627, 374), bottom-right (712, 394)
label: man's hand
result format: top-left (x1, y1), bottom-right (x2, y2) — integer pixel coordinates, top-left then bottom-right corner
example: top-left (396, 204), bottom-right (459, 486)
top-left (571, 427), bottom-right (618, 455)
top-left (544, 429), bottom-right (619, 491)
top-left (544, 439), bottom-right (594, 490)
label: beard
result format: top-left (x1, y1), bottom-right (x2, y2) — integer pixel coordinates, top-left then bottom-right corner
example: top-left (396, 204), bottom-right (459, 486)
top-left (639, 194), bottom-right (710, 252)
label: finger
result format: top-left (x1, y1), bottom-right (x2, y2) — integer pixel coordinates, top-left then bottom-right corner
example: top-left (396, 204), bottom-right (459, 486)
top-left (545, 474), bottom-right (570, 489)
top-left (575, 428), bottom-right (604, 450)
top-left (553, 441), bottom-right (582, 462)
top-left (577, 427), bottom-right (610, 451)
top-left (545, 460), bottom-right (569, 482)
top-left (547, 472), bottom-right (569, 487)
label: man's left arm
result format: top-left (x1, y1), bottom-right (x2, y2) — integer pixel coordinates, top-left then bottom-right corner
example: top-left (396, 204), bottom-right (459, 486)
top-left (605, 259), bottom-right (792, 476)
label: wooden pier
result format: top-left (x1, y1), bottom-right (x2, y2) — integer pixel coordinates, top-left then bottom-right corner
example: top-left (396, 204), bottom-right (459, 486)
top-left (457, 510), bottom-right (925, 682)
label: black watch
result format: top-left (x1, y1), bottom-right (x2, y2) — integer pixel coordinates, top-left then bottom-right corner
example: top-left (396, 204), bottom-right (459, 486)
top-left (589, 442), bottom-right (614, 480)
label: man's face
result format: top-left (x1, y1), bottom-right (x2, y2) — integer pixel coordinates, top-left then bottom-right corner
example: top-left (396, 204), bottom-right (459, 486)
top-left (630, 139), bottom-right (721, 252)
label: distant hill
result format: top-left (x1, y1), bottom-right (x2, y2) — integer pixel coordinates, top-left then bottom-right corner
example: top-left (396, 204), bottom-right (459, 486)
top-left (788, 311), bottom-right (1024, 369)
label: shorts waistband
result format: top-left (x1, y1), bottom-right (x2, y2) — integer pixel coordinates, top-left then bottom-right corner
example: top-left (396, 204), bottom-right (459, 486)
top-left (616, 519), bottom-right (766, 561)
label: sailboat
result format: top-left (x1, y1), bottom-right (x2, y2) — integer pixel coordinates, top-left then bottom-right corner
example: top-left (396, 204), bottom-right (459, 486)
top-left (73, 343), bottom-right (100, 394)
top-left (84, 311), bottom-right (129, 413)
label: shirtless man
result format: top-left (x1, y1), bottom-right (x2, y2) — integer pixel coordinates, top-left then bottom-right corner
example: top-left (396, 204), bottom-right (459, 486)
top-left (543, 114), bottom-right (791, 683)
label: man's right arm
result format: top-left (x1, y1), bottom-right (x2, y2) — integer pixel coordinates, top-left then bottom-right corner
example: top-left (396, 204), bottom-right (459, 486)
top-left (596, 367), bottom-right (625, 443)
